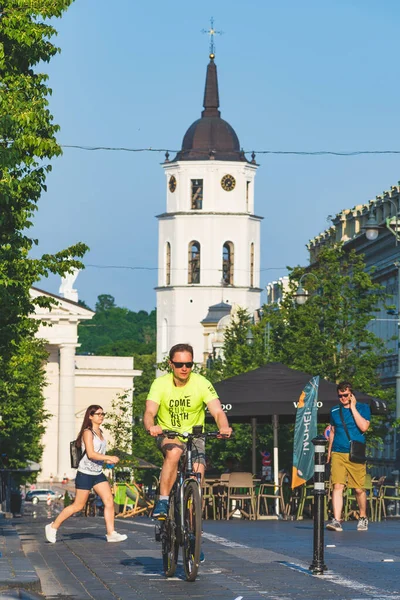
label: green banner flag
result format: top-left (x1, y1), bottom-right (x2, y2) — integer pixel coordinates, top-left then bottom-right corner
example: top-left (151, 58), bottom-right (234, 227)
top-left (291, 376), bottom-right (319, 489)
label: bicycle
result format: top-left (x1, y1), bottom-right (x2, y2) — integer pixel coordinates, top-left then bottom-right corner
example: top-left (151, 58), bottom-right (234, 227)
top-left (154, 425), bottom-right (228, 582)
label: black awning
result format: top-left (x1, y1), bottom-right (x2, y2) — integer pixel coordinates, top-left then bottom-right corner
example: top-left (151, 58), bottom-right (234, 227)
top-left (212, 362), bottom-right (387, 423)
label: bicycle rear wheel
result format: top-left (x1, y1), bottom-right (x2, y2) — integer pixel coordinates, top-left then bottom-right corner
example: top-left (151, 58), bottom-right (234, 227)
top-left (162, 495), bottom-right (179, 577)
top-left (182, 480), bottom-right (202, 582)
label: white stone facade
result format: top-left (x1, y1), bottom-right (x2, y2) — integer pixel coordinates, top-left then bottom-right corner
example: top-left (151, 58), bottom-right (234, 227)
top-left (31, 287), bottom-right (141, 482)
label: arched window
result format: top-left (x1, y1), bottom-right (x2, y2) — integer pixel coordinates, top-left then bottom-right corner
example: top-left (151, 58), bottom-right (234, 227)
top-left (222, 241), bottom-right (234, 285)
top-left (188, 241), bottom-right (200, 284)
top-left (165, 242), bottom-right (171, 286)
top-left (250, 243), bottom-right (254, 288)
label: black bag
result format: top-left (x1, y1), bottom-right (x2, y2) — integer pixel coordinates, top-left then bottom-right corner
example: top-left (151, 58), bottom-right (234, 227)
top-left (349, 440), bottom-right (366, 464)
top-left (339, 406), bottom-right (367, 464)
top-left (70, 440), bottom-right (86, 469)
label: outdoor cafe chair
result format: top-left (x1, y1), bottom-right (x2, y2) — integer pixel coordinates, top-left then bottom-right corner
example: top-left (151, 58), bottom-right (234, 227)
top-left (202, 479), bottom-right (217, 520)
top-left (377, 480), bottom-right (400, 521)
top-left (114, 481), bottom-right (154, 519)
top-left (257, 471), bottom-right (289, 519)
top-left (226, 472), bottom-right (257, 520)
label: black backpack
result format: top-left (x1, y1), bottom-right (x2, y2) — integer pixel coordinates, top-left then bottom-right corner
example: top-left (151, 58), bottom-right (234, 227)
top-left (70, 440), bottom-right (86, 469)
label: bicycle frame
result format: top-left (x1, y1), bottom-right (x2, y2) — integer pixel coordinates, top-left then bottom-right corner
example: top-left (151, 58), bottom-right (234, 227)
top-left (156, 428), bottom-right (226, 581)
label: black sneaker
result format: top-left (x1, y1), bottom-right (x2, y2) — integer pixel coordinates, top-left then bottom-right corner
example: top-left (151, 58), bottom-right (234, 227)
top-left (152, 499), bottom-right (169, 520)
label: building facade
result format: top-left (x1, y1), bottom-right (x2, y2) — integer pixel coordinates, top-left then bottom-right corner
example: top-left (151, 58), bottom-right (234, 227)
top-left (156, 52), bottom-right (262, 365)
top-left (31, 285), bottom-right (141, 482)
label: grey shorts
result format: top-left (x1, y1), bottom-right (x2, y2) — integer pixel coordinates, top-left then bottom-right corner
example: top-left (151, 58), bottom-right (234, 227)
top-left (157, 436), bottom-right (206, 467)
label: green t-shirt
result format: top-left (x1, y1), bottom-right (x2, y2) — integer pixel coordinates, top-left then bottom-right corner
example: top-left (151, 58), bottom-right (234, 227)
top-left (147, 372), bottom-right (218, 435)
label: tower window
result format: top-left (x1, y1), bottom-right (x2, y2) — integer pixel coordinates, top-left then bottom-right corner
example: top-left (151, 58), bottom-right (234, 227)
top-left (246, 181), bottom-right (251, 212)
top-left (166, 242), bottom-right (171, 286)
top-left (191, 179), bottom-right (203, 209)
top-left (250, 243), bottom-right (254, 288)
top-left (222, 241), bottom-right (234, 285)
top-left (188, 241), bottom-right (201, 284)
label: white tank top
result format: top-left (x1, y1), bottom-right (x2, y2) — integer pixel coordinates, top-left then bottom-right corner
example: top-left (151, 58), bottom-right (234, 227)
top-left (78, 430), bottom-right (107, 475)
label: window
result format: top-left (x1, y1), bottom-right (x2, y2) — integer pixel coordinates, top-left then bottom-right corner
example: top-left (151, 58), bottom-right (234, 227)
top-left (222, 241), bottom-right (234, 285)
top-left (188, 241), bottom-right (201, 284)
top-left (191, 179), bottom-right (203, 209)
top-left (250, 243), bottom-right (254, 287)
top-left (246, 181), bottom-right (251, 212)
top-left (165, 242), bottom-right (171, 286)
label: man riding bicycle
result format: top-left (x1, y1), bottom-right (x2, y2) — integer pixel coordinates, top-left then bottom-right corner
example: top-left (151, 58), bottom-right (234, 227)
top-left (144, 343), bottom-right (232, 520)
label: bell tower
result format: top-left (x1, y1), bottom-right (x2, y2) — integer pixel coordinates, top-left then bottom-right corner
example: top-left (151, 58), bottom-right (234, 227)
top-left (156, 50), bottom-right (262, 365)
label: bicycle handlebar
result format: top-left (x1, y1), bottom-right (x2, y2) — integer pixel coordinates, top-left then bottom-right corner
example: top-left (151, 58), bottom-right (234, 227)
top-left (161, 430), bottom-right (232, 440)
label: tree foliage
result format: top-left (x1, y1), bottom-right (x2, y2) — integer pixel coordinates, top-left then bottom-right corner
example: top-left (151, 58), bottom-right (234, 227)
top-left (78, 295), bottom-right (156, 355)
top-left (208, 244), bottom-right (394, 472)
top-left (0, 0), bottom-right (88, 468)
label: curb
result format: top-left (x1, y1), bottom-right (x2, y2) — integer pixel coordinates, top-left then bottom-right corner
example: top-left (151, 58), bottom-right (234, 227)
top-left (0, 590), bottom-right (43, 599)
top-left (0, 521), bottom-right (41, 596)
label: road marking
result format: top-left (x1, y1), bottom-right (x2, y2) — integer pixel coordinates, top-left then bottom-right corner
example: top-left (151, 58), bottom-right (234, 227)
top-left (202, 532), bottom-right (249, 548)
top-left (280, 561), bottom-right (400, 598)
top-left (234, 597), bottom-right (243, 600)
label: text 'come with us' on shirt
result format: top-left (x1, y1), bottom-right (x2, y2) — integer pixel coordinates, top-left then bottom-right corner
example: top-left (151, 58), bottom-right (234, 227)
top-left (147, 372), bottom-right (219, 436)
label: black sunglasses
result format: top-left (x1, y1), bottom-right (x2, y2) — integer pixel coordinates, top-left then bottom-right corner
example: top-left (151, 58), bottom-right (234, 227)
top-left (92, 411), bottom-right (106, 417)
top-left (171, 361), bottom-right (194, 369)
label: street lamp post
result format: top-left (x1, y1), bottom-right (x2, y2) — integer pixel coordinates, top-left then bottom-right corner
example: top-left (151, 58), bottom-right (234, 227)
top-left (295, 272), bottom-right (320, 305)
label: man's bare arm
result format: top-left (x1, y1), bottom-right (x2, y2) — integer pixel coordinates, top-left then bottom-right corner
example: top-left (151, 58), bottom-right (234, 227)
top-left (144, 400), bottom-right (163, 436)
top-left (207, 398), bottom-right (232, 436)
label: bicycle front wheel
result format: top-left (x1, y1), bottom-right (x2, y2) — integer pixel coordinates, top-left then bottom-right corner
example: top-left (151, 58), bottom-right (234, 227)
top-left (162, 494), bottom-right (179, 577)
top-left (182, 480), bottom-right (202, 582)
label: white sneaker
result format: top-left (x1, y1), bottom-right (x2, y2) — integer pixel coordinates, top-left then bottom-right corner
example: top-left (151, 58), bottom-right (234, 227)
top-left (106, 531), bottom-right (127, 543)
top-left (45, 523), bottom-right (57, 543)
top-left (357, 517), bottom-right (368, 531)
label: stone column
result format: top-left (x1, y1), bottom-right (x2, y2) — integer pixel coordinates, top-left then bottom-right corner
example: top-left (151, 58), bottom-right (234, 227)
top-left (58, 344), bottom-right (77, 480)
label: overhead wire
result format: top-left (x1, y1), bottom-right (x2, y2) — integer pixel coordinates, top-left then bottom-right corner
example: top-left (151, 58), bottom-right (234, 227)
top-left (61, 145), bottom-right (400, 156)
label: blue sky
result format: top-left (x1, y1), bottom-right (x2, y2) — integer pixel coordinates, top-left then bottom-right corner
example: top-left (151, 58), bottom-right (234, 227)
top-left (32, 0), bottom-right (400, 311)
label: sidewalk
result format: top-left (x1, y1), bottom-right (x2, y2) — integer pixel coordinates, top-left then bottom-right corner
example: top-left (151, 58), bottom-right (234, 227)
top-left (0, 518), bottom-right (41, 596)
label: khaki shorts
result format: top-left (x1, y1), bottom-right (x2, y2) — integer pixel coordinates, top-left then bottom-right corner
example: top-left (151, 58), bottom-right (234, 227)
top-left (157, 436), bottom-right (206, 467)
top-left (331, 452), bottom-right (366, 489)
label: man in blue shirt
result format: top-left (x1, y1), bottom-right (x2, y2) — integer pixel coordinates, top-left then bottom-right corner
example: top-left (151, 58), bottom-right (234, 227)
top-left (326, 381), bottom-right (371, 532)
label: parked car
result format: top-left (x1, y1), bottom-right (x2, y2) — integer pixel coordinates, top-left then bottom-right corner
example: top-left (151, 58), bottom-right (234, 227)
top-left (25, 489), bottom-right (63, 504)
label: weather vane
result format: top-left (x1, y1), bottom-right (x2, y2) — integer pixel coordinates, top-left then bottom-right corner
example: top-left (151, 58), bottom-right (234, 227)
top-left (201, 17), bottom-right (223, 57)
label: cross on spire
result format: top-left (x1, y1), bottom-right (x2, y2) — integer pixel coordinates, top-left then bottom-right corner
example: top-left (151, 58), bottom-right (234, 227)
top-left (201, 17), bottom-right (223, 58)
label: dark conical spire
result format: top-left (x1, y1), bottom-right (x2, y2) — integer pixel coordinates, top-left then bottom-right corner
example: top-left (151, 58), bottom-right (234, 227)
top-left (202, 55), bottom-right (220, 118)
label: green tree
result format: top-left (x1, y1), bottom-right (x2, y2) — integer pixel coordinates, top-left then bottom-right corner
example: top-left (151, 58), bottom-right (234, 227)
top-left (78, 295), bottom-right (156, 355)
top-left (103, 391), bottom-right (134, 455)
top-left (0, 0), bottom-right (88, 468)
top-left (210, 244), bottom-right (394, 471)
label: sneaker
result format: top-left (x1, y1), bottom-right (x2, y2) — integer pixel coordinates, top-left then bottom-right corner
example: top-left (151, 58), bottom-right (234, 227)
top-left (45, 523), bottom-right (57, 543)
top-left (152, 499), bottom-right (169, 520)
top-left (326, 518), bottom-right (343, 532)
top-left (357, 517), bottom-right (368, 531)
top-left (200, 550), bottom-right (205, 563)
top-left (106, 531), bottom-right (127, 543)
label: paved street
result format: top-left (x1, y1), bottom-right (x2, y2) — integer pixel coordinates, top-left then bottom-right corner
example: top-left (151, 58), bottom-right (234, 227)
top-left (6, 500), bottom-right (400, 600)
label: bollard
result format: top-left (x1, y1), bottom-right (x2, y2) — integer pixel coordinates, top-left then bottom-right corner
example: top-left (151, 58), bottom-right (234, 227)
top-left (309, 435), bottom-right (328, 575)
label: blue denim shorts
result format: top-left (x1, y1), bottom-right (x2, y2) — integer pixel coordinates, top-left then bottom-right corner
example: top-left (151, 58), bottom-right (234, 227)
top-left (75, 471), bottom-right (108, 490)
